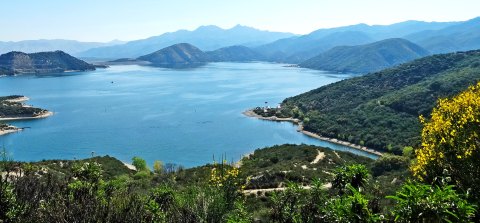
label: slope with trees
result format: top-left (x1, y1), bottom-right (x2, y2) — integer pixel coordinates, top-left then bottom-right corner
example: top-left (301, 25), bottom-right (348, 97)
top-left (264, 50), bottom-right (480, 154)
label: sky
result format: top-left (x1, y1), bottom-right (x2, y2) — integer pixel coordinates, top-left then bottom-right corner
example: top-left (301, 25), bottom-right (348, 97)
top-left (1, 0), bottom-right (479, 42)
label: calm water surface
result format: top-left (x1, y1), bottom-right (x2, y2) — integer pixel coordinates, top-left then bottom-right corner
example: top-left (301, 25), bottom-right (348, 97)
top-left (0, 63), bottom-right (376, 167)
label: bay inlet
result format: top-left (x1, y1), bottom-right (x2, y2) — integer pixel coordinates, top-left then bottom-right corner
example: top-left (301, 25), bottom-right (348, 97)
top-left (0, 62), bottom-right (377, 167)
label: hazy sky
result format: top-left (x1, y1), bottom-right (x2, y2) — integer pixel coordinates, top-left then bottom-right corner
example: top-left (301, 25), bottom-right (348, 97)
top-left (1, 0), bottom-right (479, 42)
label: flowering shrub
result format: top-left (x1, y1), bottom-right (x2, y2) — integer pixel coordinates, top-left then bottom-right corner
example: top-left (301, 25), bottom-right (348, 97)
top-left (411, 82), bottom-right (480, 199)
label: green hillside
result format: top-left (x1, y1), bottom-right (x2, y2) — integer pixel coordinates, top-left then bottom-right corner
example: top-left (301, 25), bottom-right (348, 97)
top-left (279, 50), bottom-right (480, 153)
top-left (300, 38), bottom-right (430, 73)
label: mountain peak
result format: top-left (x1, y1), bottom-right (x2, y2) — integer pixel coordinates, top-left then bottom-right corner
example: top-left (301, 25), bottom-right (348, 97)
top-left (137, 43), bottom-right (207, 67)
top-left (194, 25), bottom-right (223, 32)
top-left (230, 24), bottom-right (252, 30)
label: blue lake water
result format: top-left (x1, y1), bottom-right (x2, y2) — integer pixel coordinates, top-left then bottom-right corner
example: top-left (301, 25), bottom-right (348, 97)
top-left (0, 63), bottom-right (376, 167)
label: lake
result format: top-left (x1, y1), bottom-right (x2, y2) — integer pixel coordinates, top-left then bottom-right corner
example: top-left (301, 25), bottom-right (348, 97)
top-left (0, 62), bottom-right (376, 167)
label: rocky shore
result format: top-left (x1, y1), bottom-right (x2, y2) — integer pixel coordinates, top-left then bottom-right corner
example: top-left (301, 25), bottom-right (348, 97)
top-left (243, 109), bottom-right (383, 157)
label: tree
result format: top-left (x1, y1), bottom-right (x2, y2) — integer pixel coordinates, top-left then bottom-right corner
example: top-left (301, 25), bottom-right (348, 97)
top-left (153, 160), bottom-right (164, 174)
top-left (132, 156), bottom-right (148, 172)
top-left (411, 82), bottom-right (480, 199)
top-left (332, 164), bottom-right (370, 194)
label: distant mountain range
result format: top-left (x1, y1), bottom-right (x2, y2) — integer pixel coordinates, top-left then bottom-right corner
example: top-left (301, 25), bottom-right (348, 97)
top-left (1, 17), bottom-right (479, 74)
top-left (0, 51), bottom-right (95, 75)
top-left (0, 39), bottom-right (124, 55)
top-left (300, 38), bottom-right (430, 73)
top-left (254, 20), bottom-right (458, 62)
top-left (77, 25), bottom-right (295, 59)
top-left (404, 17), bottom-right (480, 53)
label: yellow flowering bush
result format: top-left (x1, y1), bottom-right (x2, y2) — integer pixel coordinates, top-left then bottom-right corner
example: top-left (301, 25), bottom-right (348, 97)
top-left (208, 161), bottom-right (246, 208)
top-left (209, 162), bottom-right (242, 189)
top-left (411, 81), bottom-right (480, 198)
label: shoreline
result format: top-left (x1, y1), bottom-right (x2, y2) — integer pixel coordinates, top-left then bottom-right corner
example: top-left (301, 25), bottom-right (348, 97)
top-left (5, 96), bottom-right (30, 103)
top-left (1, 96), bottom-right (54, 136)
top-left (0, 125), bottom-right (23, 136)
top-left (0, 111), bottom-right (54, 121)
top-left (243, 109), bottom-right (383, 157)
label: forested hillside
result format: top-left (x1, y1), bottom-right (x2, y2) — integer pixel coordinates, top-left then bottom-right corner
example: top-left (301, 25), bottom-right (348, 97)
top-left (279, 50), bottom-right (480, 153)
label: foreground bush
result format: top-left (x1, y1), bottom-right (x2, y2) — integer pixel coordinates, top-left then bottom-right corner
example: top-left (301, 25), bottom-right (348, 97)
top-left (388, 181), bottom-right (476, 222)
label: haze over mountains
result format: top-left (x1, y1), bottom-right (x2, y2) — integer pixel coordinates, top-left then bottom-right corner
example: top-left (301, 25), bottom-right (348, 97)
top-left (254, 20), bottom-right (458, 62)
top-left (0, 39), bottom-right (125, 55)
top-left (77, 25), bottom-right (295, 59)
top-left (1, 17), bottom-right (479, 74)
top-left (404, 17), bottom-right (480, 53)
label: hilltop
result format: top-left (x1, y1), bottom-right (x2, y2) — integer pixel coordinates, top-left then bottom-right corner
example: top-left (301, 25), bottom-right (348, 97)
top-left (300, 38), bottom-right (430, 73)
top-left (137, 43), bottom-right (208, 68)
top-left (0, 50), bottom-right (95, 75)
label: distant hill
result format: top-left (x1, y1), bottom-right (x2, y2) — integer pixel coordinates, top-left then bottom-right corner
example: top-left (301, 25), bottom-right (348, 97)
top-left (206, 45), bottom-right (265, 62)
top-left (0, 51), bottom-right (95, 75)
top-left (135, 43), bottom-right (267, 67)
top-left (78, 25), bottom-right (295, 59)
top-left (405, 17), bottom-right (480, 53)
top-left (137, 43), bottom-right (208, 68)
top-left (0, 39), bottom-right (124, 55)
top-left (256, 31), bottom-right (375, 62)
top-left (255, 20), bottom-right (457, 63)
top-left (300, 38), bottom-right (430, 73)
top-left (276, 50), bottom-right (480, 154)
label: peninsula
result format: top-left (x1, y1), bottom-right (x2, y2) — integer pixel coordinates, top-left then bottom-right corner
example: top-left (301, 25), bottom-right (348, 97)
top-left (0, 95), bottom-right (52, 135)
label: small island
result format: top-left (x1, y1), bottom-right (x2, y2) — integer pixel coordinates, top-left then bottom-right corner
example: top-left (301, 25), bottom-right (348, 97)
top-left (0, 95), bottom-right (52, 135)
